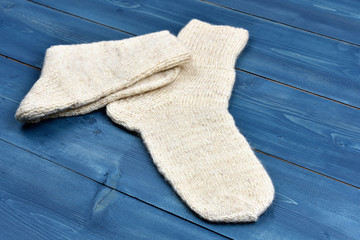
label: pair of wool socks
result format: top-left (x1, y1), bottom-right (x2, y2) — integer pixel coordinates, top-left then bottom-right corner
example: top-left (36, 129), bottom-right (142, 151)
top-left (16, 19), bottom-right (274, 222)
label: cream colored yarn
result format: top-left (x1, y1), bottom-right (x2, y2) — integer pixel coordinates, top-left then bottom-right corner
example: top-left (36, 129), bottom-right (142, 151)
top-left (15, 31), bottom-right (190, 123)
top-left (107, 19), bottom-right (274, 222)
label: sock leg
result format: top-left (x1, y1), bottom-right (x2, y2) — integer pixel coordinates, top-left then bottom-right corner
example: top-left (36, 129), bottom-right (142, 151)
top-left (107, 20), bottom-right (274, 222)
top-left (44, 67), bottom-right (180, 119)
top-left (16, 31), bottom-right (190, 123)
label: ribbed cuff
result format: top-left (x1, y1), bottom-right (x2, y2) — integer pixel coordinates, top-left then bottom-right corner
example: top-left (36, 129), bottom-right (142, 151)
top-left (178, 19), bottom-right (249, 68)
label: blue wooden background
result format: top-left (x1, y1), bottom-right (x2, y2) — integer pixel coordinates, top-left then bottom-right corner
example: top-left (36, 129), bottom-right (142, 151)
top-left (1, 0), bottom-right (359, 239)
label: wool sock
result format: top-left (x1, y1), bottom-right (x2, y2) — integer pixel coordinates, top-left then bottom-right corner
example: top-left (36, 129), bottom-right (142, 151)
top-left (15, 31), bottom-right (190, 123)
top-left (106, 19), bottom-right (274, 222)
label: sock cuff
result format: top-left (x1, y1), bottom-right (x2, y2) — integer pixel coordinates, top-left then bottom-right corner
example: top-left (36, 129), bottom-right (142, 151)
top-left (178, 19), bottom-right (249, 68)
top-left (44, 30), bottom-right (191, 84)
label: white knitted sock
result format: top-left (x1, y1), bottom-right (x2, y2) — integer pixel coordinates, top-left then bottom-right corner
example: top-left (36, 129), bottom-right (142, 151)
top-left (106, 20), bottom-right (274, 222)
top-left (15, 31), bottom-right (190, 123)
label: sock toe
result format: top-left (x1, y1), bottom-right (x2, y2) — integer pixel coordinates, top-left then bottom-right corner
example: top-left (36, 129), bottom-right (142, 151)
top-left (193, 185), bottom-right (274, 223)
top-left (15, 77), bottom-right (76, 122)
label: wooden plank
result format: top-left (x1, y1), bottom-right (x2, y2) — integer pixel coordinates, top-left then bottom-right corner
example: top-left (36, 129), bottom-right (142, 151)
top-left (230, 72), bottom-right (360, 187)
top-left (208, 0), bottom-right (360, 46)
top-left (1, 0), bottom-right (359, 186)
top-left (0, 140), bottom-right (227, 240)
top-left (0, 0), bottom-right (129, 68)
top-left (1, 56), bottom-right (360, 239)
top-left (27, 0), bottom-right (360, 109)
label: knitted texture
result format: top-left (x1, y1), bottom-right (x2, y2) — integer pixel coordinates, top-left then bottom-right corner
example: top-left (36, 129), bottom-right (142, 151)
top-left (15, 31), bottom-right (190, 123)
top-left (107, 19), bottom-right (275, 222)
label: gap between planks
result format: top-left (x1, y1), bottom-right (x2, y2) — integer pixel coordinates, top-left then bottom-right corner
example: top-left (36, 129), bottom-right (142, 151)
top-left (254, 149), bottom-right (360, 190)
top-left (200, 0), bottom-right (360, 48)
top-left (0, 138), bottom-right (233, 240)
top-left (237, 68), bottom-right (360, 111)
top-left (25, 0), bottom-right (135, 37)
top-left (0, 53), bottom-right (40, 70)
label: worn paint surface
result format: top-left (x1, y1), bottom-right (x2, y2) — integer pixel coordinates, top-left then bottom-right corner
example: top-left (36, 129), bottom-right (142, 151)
top-left (0, 0), bottom-right (359, 239)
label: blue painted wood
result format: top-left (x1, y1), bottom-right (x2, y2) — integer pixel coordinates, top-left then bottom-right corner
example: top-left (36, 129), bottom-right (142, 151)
top-left (0, 0), bottom-right (129, 68)
top-left (1, 0), bottom-right (359, 186)
top-left (28, 0), bottom-right (360, 109)
top-left (230, 73), bottom-right (360, 187)
top-left (0, 140), bottom-right (226, 240)
top-left (1, 0), bottom-right (359, 238)
top-left (208, 0), bottom-right (360, 46)
top-left (1, 56), bottom-right (360, 239)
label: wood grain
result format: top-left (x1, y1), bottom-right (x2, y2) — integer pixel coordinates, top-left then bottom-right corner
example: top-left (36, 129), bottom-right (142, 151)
top-left (0, 0), bottom-right (129, 68)
top-left (0, 140), bottom-right (227, 240)
top-left (1, 0), bottom-right (359, 186)
top-left (1, 56), bottom-right (359, 239)
top-left (208, 0), bottom-right (360, 45)
top-left (1, 0), bottom-right (359, 238)
top-left (27, 0), bottom-right (360, 108)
